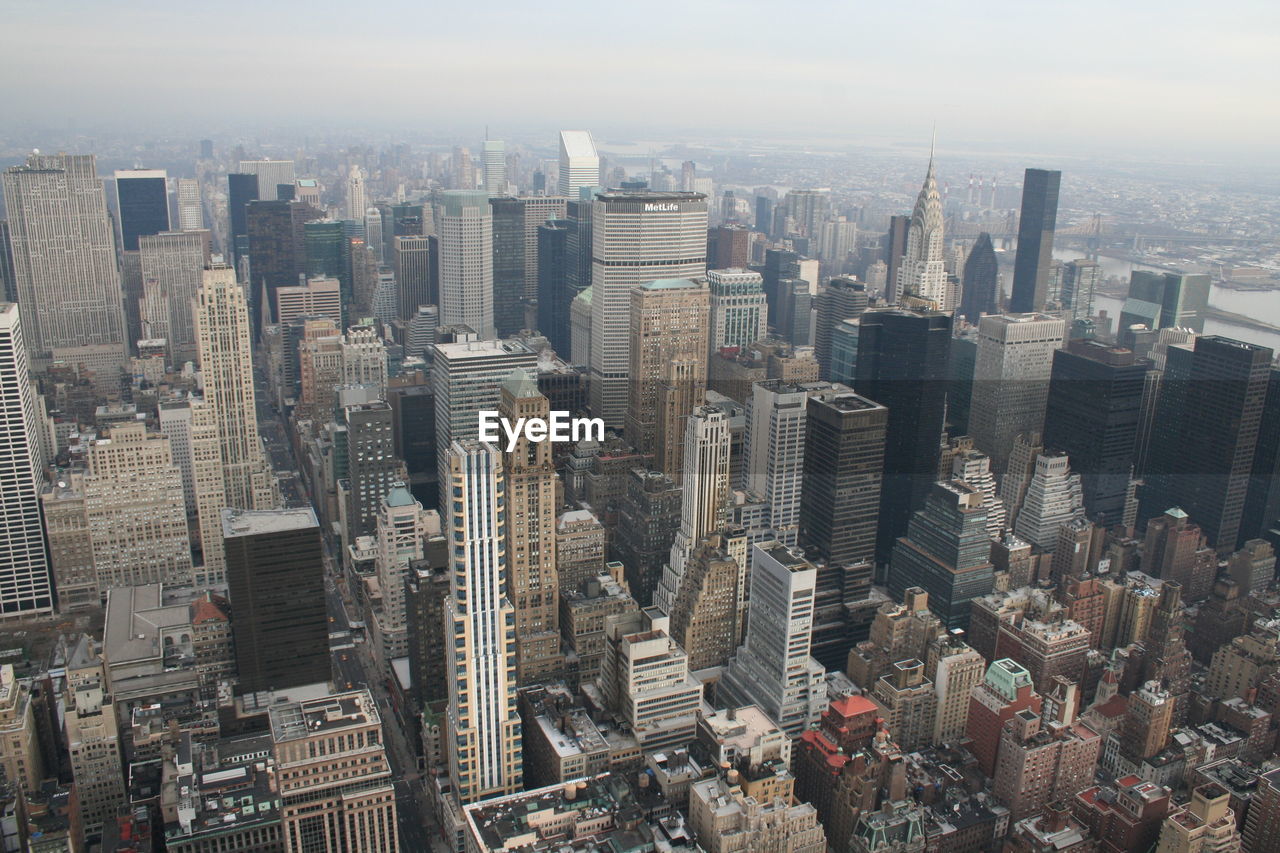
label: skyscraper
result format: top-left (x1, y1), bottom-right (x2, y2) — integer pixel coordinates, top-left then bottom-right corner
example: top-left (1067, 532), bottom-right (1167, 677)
top-left (138, 230), bottom-right (207, 364)
top-left (708, 268), bottom-right (767, 354)
top-left (482, 139), bottom-right (507, 195)
top-left (1043, 340), bottom-right (1152, 525)
top-left (855, 308), bottom-right (953, 565)
top-left (246, 198), bottom-right (324, 335)
top-left (114, 169), bottom-right (170, 251)
top-left (345, 165), bottom-right (366, 220)
top-left (536, 219), bottom-right (573, 356)
top-left (176, 177), bottom-right (203, 230)
top-left (1123, 271), bottom-right (1211, 334)
top-left (815, 276), bottom-right (868, 380)
top-left (558, 130), bottom-right (600, 196)
top-left (3, 154), bottom-right (127, 378)
top-left (589, 191), bottom-right (707, 426)
top-left (895, 156), bottom-right (950, 310)
top-left (226, 172), bottom-right (259, 264)
top-left (0, 304), bottom-right (53, 616)
top-left (193, 265), bottom-right (276, 515)
top-left (968, 313), bottom-right (1065, 476)
top-left (1141, 336), bottom-right (1273, 552)
top-left (343, 401), bottom-right (402, 542)
top-left (1008, 168), bottom-right (1061, 313)
top-left (498, 375), bottom-right (563, 684)
top-left (438, 190), bottom-right (494, 338)
top-left (446, 441), bottom-right (522, 803)
top-left (960, 232), bottom-right (999, 324)
top-left (625, 277), bottom-right (709, 478)
top-left (718, 542), bottom-right (827, 736)
top-left (237, 159), bottom-right (296, 200)
top-left (394, 234), bottom-right (433, 321)
top-left (223, 507), bottom-right (329, 693)
top-left (745, 380), bottom-right (812, 547)
top-left (489, 196), bottom-right (525, 337)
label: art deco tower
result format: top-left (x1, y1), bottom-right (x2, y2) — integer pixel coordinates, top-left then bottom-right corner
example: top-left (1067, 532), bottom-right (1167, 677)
top-left (894, 152), bottom-right (950, 311)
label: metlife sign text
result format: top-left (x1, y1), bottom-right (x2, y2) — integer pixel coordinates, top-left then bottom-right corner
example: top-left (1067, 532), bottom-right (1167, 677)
top-left (644, 203), bottom-right (680, 212)
top-left (478, 410), bottom-right (605, 452)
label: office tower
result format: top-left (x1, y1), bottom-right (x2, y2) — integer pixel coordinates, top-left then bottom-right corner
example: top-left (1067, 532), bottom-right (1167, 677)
top-left (245, 199), bottom-right (324, 334)
top-left (497, 375), bottom-right (563, 684)
top-left (868, 659), bottom-right (937, 751)
top-left (708, 224), bottom-right (751, 269)
top-left (63, 638), bottom-right (125, 842)
top-left (138, 230), bottom-right (206, 364)
top-left (888, 481), bottom-right (995, 630)
top-left (966, 658), bottom-right (1042, 777)
top-left (1043, 340), bottom-right (1151, 526)
top-left (625, 277), bottom-right (709, 477)
top-left (601, 610), bottom-right (702, 749)
top-left (270, 689), bottom-right (399, 853)
top-left (719, 542), bottom-right (827, 736)
top-left (275, 275), bottom-right (342, 326)
top-left (1009, 169), bottom-right (1061, 313)
top-left (799, 390), bottom-right (887, 595)
top-left (819, 217), bottom-right (858, 268)
top-left (537, 219), bottom-right (573, 355)
top-left (615, 469), bottom-right (683, 602)
top-left (41, 478), bottom-right (97, 610)
top-left (883, 214), bottom-right (910, 301)
top-left (1013, 453), bottom-right (1086, 551)
top-left (895, 157), bottom-right (949, 310)
top-left (960, 232), bottom-right (999, 324)
top-left (775, 277), bottom-right (813, 346)
top-left (481, 139), bottom-right (506, 195)
top-left (489, 196), bottom-right (525, 337)
top-left (223, 507), bottom-right (328, 693)
top-left (554, 509), bottom-right (606, 593)
top-left (855, 309), bottom-right (952, 564)
top-left (829, 318), bottom-right (860, 386)
top-left (438, 191), bottom-right (494, 338)
top-left (760, 247), bottom-right (799, 326)
top-left (1142, 336), bottom-right (1272, 552)
top-left (0, 664), bottom-right (43, 794)
top-left (237, 158), bottom-right (295, 200)
top-left (82, 423), bottom-right (192, 591)
top-left (194, 265), bottom-right (276, 512)
top-left (564, 187), bottom-right (598, 306)
top-left (969, 313), bottom-right (1066, 475)
top-left (114, 168), bottom-right (170, 251)
top-left (1227, 538), bottom-right (1275, 595)
top-left (1061, 259), bottom-right (1100, 319)
top-left (430, 336), bottom-right (537, 507)
top-left (446, 442), bottom-right (522, 803)
top-left (303, 218), bottom-right (346, 292)
top-left (559, 131), bottom-right (600, 196)
top-left (708, 268), bottom-right (767, 354)
top-left (745, 381), bottom-right (811, 546)
top-left (226, 172), bottom-right (259, 263)
top-left (779, 188), bottom-right (830, 240)
top-left (667, 530), bottom-right (748, 672)
top-left (1123, 271), bottom-right (1211, 334)
top-left (372, 486), bottom-right (432, 660)
top-left (3, 154), bottom-right (127, 378)
top-left (394, 234), bottom-right (432, 321)
top-left (176, 177), bottom-right (203, 230)
top-left (0, 222), bottom-right (14, 303)
top-left (655, 405), bottom-right (733, 612)
top-left (948, 439), bottom-right (1006, 535)
top-left (814, 276), bottom-right (868, 379)
top-left (589, 191), bottom-right (708, 427)
top-left (407, 557), bottom-right (450, 712)
top-left (344, 164), bottom-right (366, 220)
top-left (0, 304), bottom-right (53, 615)
top-left (361, 206), bottom-right (384, 265)
top-left (343, 401), bottom-right (401, 542)
top-left (1140, 510), bottom-right (1216, 601)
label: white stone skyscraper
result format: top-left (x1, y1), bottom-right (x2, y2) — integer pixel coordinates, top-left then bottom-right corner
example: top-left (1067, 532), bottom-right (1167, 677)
top-left (894, 153), bottom-right (950, 311)
top-left (558, 131), bottom-right (600, 197)
top-left (346, 165), bottom-right (367, 221)
top-left (1013, 452), bottom-right (1086, 551)
top-left (708, 268), bottom-right (767, 354)
top-left (482, 140), bottom-right (507, 196)
top-left (445, 441), bottom-right (522, 804)
top-left (655, 405), bottom-right (732, 614)
top-left (176, 178), bottom-right (204, 230)
top-left (718, 541), bottom-right (826, 736)
top-left (237, 159), bottom-right (295, 200)
top-left (0, 304), bottom-right (54, 615)
top-left (2, 154), bottom-right (127, 380)
top-left (437, 191), bottom-right (495, 338)
top-left (589, 191), bottom-right (708, 426)
top-left (969, 313), bottom-right (1066, 475)
top-left (194, 265), bottom-right (276, 517)
top-left (363, 207), bottom-right (384, 264)
top-left (744, 380), bottom-right (812, 546)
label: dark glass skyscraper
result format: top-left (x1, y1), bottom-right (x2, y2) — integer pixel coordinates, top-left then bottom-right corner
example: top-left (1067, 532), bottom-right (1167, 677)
top-left (246, 199), bottom-right (323, 335)
top-left (490, 197), bottom-right (526, 337)
top-left (959, 232), bottom-right (999, 324)
top-left (762, 248), bottom-right (800, 328)
top-left (224, 507), bottom-right (330, 693)
top-left (227, 172), bottom-right (259, 264)
top-left (1043, 340), bottom-right (1152, 526)
top-left (537, 219), bottom-right (572, 357)
top-left (115, 170), bottom-right (170, 252)
top-left (1141, 335), bottom-right (1273, 553)
top-left (1009, 168), bottom-right (1061, 313)
top-left (855, 308), bottom-right (953, 567)
top-left (884, 214), bottom-right (910, 301)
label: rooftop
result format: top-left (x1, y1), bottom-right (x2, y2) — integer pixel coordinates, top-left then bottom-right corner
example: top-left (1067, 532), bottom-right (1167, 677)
top-left (269, 690), bottom-right (379, 743)
top-left (221, 506), bottom-right (318, 538)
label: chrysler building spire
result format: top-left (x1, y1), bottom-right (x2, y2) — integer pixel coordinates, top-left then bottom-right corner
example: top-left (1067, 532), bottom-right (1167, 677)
top-left (894, 145), bottom-right (951, 311)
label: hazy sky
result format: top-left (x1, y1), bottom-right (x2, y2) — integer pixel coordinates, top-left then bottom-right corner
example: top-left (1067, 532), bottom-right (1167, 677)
top-left (3, 0), bottom-right (1276, 160)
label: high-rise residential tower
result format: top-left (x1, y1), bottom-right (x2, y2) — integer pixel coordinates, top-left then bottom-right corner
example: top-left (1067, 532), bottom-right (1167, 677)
top-left (558, 131), bottom-right (600, 197)
top-left (438, 190), bottom-right (494, 338)
top-left (1008, 168), bottom-right (1061, 313)
top-left (446, 441), bottom-right (522, 803)
top-left (3, 154), bottom-right (127, 378)
top-left (0, 304), bottom-right (53, 616)
top-left (589, 191), bottom-right (707, 426)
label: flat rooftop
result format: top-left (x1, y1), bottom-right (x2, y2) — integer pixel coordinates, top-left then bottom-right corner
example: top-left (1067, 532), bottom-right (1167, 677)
top-left (222, 507), bottom-right (318, 539)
